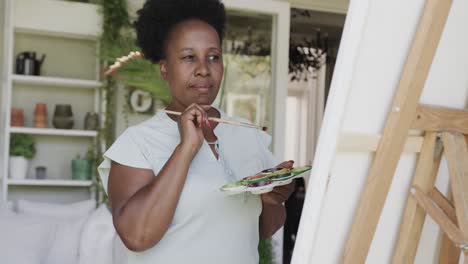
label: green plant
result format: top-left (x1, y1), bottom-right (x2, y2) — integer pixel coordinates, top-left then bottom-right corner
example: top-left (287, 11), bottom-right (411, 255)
top-left (73, 153), bottom-right (91, 161)
top-left (9, 134), bottom-right (36, 159)
top-left (93, 0), bottom-right (170, 204)
top-left (259, 239), bottom-right (274, 264)
top-left (97, 0), bottom-right (170, 106)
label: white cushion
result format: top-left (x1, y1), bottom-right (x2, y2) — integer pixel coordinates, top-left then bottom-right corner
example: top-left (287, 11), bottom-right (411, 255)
top-left (17, 199), bottom-right (95, 219)
top-left (79, 204), bottom-right (116, 264)
top-left (16, 199), bottom-right (96, 264)
top-left (44, 214), bottom-right (89, 264)
top-left (0, 201), bottom-right (15, 216)
top-left (0, 213), bottom-right (56, 264)
top-left (113, 235), bottom-right (128, 264)
top-left (6, 200), bottom-right (14, 211)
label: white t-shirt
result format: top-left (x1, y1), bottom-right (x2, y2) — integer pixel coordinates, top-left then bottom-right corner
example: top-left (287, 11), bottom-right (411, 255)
top-left (98, 108), bottom-right (278, 264)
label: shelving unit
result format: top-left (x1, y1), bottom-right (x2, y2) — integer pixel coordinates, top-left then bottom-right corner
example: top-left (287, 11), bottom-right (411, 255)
top-left (0, 0), bottom-right (102, 203)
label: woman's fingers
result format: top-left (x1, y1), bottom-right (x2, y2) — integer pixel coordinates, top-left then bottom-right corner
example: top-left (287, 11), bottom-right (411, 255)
top-left (261, 182), bottom-right (295, 205)
top-left (195, 105), bottom-right (207, 127)
top-left (276, 160), bottom-right (294, 169)
top-left (272, 183), bottom-right (294, 200)
top-left (182, 103), bottom-right (207, 128)
top-left (191, 104), bottom-right (211, 128)
top-left (262, 191), bottom-right (285, 205)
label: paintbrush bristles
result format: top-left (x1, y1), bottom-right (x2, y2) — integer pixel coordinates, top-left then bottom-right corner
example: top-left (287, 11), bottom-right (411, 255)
top-left (104, 51), bottom-right (143, 76)
top-left (160, 109), bottom-right (266, 130)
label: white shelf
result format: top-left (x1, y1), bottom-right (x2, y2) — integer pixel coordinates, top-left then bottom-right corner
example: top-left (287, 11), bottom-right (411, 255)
top-left (8, 179), bottom-right (93, 187)
top-left (13, 0), bottom-right (101, 40)
top-left (12, 75), bottom-right (102, 89)
top-left (14, 27), bottom-right (99, 41)
top-left (9, 127), bottom-right (98, 137)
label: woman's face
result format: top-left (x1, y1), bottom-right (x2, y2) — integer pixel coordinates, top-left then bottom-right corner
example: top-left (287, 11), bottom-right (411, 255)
top-left (160, 19), bottom-right (223, 110)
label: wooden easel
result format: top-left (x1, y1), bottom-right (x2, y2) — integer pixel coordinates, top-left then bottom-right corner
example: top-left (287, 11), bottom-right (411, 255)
top-left (339, 0), bottom-right (468, 263)
top-left (392, 108), bottom-right (468, 263)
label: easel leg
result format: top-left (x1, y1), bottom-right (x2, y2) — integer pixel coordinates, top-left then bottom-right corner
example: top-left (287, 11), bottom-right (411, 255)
top-left (441, 133), bottom-right (468, 232)
top-left (439, 235), bottom-right (461, 264)
top-left (441, 132), bottom-right (468, 264)
top-left (393, 132), bottom-right (440, 263)
top-left (437, 190), bottom-right (461, 264)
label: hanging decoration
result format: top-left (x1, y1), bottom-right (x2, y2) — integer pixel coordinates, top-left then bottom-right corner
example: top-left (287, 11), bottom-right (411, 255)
top-left (289, 28), bottom-right (328, 82)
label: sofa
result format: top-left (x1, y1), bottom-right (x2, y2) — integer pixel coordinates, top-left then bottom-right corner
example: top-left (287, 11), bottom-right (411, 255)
top-left (0, 199), bottom-right (127, 264)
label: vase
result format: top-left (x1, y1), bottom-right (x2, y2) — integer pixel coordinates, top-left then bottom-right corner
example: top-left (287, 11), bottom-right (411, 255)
top-left (34, 103), bottom-right (48, 128)
top-left (35, 166), bottom-right (46, 179)
top-left (72, 159), bottom-right (91, 180)
top-left (52, 104), bottom-right (74, 129)
top-left (11, 108), bottom-right (24, 127)
top-left (84, 112), bottom-right (99, 130)
top-left (9, 156), bottom-right (28, 179)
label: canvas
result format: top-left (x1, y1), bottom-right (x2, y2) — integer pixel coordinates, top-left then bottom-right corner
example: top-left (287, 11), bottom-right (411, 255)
top-left (292, 0), bottom-right (468, 263)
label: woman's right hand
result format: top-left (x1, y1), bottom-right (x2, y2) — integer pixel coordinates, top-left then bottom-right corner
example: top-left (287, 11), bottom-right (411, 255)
top-left (178, 103), bottom-right (210, 156)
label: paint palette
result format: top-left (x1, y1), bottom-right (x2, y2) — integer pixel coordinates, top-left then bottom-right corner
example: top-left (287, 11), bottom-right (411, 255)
top-left (220, 166), bottom-right (312, 195)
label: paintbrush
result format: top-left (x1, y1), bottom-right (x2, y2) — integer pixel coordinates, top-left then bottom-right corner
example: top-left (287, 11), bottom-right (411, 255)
top-left (161, 109), bottom-right (267, 131)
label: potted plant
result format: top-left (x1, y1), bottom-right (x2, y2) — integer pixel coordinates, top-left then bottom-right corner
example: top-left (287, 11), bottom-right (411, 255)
top-left (9, 134), bottom-right (36, 179)
top-left (71, 148), bottom-right (94, 180)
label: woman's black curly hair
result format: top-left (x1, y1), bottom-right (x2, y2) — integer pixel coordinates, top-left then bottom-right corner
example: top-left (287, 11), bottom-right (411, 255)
top-left (134, 0), bottom-right (226, 63)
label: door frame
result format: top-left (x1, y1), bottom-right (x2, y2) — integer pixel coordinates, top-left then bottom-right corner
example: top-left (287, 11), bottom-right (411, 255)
top-left (223, 0), bottom-right (290, 162)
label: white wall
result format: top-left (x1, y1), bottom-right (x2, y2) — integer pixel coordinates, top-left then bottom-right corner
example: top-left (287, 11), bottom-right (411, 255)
top-left (0, 0), bottom-right (3, 66)
top-left (0, 1), bottom-right (4, 95)
top-left (0, 0), bottom-right (6, 202)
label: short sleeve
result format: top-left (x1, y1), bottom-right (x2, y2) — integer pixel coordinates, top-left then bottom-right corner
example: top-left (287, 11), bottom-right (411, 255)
top-left (98, 127), bottom-right (152, 194)
top-left (255, 130), bottom-right (279, 169)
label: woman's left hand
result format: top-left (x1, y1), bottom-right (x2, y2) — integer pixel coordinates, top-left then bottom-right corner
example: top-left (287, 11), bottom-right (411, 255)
top-left (261, 160), bottom-right (295, 205)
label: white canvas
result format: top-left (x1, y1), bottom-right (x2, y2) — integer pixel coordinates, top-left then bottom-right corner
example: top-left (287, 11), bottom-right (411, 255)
top-left (292, 0), bottom-right (468, 263)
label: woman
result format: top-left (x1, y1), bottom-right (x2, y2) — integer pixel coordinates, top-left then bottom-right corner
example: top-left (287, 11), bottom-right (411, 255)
top-left (98, 0), bottom-right (295, 263)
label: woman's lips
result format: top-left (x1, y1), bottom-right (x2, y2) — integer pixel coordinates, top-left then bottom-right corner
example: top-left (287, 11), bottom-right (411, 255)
top-left (190, 84), bottom-right (211, 93)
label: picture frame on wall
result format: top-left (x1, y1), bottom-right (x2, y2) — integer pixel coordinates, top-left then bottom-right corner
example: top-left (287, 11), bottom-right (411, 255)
top-left (226, 93), bottom-right (261, 125)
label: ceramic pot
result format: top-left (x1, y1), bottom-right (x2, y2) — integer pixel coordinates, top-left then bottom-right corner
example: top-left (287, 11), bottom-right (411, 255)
top-left (35, 166), bottom-right (46, 179)
top-left (52, 104), bottom-right (74, 129)
top-left (9, 156), bottom-right (28, 179)
top-left (34, 103), bottom-right (48, 128)
top-left (84, 112), bottom-right (99, 130)
top-left (11, 108), bottom-right (24, 127)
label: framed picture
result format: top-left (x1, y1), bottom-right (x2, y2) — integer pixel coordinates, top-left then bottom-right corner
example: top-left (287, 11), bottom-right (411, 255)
top-left (226, 93), bottom-right (261, 124)
top-left (127, 87), bottom-right (154, 115)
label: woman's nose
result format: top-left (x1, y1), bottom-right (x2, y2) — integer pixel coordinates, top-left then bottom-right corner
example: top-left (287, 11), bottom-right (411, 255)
top-left (195, 60), bottom-right (210, 76)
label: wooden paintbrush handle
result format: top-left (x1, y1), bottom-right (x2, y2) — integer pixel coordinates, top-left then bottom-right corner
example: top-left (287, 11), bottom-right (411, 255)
top-left (162, 110), bottom-right (182, 116)
top-left (160, 109), bottom-right (264, 130)
top-left (208, 117), bottom-right (262, 129)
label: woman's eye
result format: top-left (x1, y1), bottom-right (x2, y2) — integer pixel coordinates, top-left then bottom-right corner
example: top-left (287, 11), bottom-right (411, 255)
top-left (208, 55), bottom-right (220, 61)
top-left (182, 55), bottom-right (195, 61)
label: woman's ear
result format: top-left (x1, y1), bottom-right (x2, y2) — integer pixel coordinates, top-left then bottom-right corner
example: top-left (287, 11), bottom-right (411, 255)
top-left (159, 60), bottom-right (168, 80)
